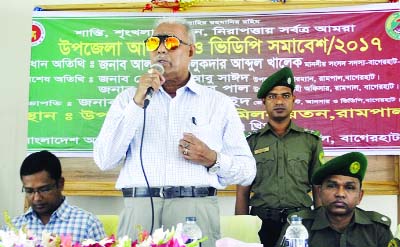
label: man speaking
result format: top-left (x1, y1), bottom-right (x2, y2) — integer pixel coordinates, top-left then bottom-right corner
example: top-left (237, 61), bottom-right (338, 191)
top-left (93, 17), bottom-right (256, 247)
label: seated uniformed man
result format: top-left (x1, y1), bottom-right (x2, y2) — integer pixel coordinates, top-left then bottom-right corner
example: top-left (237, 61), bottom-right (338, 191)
top-left (276, 152), bottom-right (393, 247)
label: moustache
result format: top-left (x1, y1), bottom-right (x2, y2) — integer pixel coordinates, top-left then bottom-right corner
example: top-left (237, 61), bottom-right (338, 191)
top-left (155, 55), bottom-right (169, 62)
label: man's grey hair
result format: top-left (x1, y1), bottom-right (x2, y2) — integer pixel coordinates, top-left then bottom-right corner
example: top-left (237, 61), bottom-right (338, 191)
top-left (153, 17), bottom-right (196, 44)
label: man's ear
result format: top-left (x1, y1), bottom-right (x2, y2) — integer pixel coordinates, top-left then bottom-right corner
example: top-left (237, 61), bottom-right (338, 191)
top-left (358, 189), bottom-right (364, 205)
top-left (58, 177), bottom-right (65, 190)
top-left (188, 44), bottom-right (195, 57)
top-left (316, 185), bottom-right (322, 197)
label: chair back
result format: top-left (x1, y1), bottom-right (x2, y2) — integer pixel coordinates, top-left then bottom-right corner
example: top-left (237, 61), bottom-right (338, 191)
top-left (96, 214), bottom-right (262, 242)
top-left (97, 215), bottom-right (119, 237)
top-left (220, 215), bottom-right (262, 243)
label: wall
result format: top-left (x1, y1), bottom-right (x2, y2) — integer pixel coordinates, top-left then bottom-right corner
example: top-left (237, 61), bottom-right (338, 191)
top-left (0, 2), bottom-right (32, 225)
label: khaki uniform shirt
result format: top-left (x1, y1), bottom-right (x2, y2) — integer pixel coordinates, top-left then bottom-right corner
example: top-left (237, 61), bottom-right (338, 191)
top-left (277, 207), bottom-right (393, 247)
top-left (247, 121), bottom-right (323, 208)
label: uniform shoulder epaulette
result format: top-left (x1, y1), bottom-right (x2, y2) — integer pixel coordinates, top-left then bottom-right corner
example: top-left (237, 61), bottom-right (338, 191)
top-left (363, 210), bottom-right (391, 227)
top-left (289, 208), bottom-right (316, 220)
top-left (298, 208), bottom-right (316, 220)
top-left (246, 129), bottom-right (260, 139)
top-left (303, 128), bottom-right (322, 139)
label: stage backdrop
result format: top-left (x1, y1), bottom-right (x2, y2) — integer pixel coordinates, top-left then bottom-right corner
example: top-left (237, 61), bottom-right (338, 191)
top-left (29, 4), bottom-right (400, 156)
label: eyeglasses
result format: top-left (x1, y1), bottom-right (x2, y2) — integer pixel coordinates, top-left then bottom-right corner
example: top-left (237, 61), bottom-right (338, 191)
top-left (266, 93), bottom-right (293, 101)
top-left (144, 35), bottom-right (191, 51)
top-left (22, 183), bottom-right (57, 197)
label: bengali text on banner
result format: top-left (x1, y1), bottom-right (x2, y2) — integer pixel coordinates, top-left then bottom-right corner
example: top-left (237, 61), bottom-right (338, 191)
top-left (29, 4), bottom-right (400, 156)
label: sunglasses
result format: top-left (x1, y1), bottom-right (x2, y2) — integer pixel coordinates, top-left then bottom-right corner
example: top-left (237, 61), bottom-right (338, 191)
top-left (144, 35), bottom-right (191, 51)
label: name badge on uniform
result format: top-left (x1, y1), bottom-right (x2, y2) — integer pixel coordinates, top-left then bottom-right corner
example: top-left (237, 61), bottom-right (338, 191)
top-left (254, 146), bottom-right (269, 154)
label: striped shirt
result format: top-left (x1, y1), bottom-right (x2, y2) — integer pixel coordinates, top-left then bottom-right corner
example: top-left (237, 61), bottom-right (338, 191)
top-left (11, 199), bottom-right (106, 243)
top-left (93, 76), bottom-right (256, 189)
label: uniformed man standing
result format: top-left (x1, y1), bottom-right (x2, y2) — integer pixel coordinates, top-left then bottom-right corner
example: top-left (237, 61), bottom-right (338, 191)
top-left (235, 67), bottom-right (324, 247)
top-left (276, 152), bottom-right (393, 247)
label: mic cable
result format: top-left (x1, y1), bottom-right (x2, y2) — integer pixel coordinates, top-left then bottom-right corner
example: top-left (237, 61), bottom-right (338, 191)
top-left (138, 63), bottom-right (164, 233)
top-left (139, 107), bottom-right (155, 234)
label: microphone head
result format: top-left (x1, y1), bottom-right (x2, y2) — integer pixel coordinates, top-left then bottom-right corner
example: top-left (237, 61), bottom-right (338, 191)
top-left (150, 63), bottom-right (165, 75)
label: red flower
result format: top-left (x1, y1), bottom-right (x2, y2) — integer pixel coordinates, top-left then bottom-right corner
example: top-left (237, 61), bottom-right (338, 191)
top-left (138, 230), bottom-right (150, 242)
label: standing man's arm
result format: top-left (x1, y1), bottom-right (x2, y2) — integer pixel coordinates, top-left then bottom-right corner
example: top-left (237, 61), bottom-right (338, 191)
top-left (235, 184), bottom-right (251, 215)
top-left (312, 185), bottom-right (322, 208)
top-left (310, 134), bottom-right (324, 208)
top-left (94, 69), bottom-right (164, 171)
top-left (93, 89), bottom-right (142, 171)
top-left (197, 97), bottom-right (256, 187)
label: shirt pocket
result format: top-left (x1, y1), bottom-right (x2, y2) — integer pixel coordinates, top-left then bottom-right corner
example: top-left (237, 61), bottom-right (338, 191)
top-left (189, 123), bottom-right (222, 151)
top-left (183, 106), bottom-right (222, 151)
top-left (288, 152), bottom-right (310, 179)
top-left (253, 152), bottom-right (275, 185)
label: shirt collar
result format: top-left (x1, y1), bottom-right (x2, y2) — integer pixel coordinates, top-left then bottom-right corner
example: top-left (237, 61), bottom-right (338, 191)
top-left (311, 207), bottom-right (372, 231)
top-left (259, 120), bottom-right (299, 136)
top-left (310, 207), bottom-right (333, 230)
top-left (174, 73), bottom-right (203, 96)
top-left (53, 197), bottom-right (71, 221)
top-left (24, 197), bottom-right (70, 221)
top-left (23, 207), bottom-right (34, 217)
top-left (353, 208), bottom-right (374, 225)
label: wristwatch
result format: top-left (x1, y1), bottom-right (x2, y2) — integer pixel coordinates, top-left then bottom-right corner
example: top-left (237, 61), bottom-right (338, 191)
top-left (208, 152), bottom-right (221, 174)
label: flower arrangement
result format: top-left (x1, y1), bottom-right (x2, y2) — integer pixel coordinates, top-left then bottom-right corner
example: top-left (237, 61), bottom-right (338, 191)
top-left (0, 226), bottom-right (205, 247)
top-left (119, 224), bottom-right (206, 247)
top-left (0, 212), bottom-right (206, 247)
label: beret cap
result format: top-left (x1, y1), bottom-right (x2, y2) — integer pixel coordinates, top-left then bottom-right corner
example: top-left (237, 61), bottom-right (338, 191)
top-left (311, 152), bottom-right (367, 185)
top-left (257, 67), bottom-right (295, 99)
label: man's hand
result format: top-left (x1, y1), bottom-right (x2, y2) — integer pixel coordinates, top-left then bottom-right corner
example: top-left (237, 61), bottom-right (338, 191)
top-left (179, 132), bottom-right (217, 167)
top-left (235, 185), bottom-right (251, 215)
top-left (133, 69), bottom-right (165, 107)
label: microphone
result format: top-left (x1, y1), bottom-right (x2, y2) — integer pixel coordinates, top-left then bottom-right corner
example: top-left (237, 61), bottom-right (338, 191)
top-left (143, 63), bottom-right (165, 109)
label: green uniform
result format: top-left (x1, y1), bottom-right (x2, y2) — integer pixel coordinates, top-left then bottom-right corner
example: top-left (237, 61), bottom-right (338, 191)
top-left (247, 121), bottom-right (323, 209)
top-left (277, 207), bottom-right (393, 247)
top-left (247, 121), bottom-right (323, 247)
